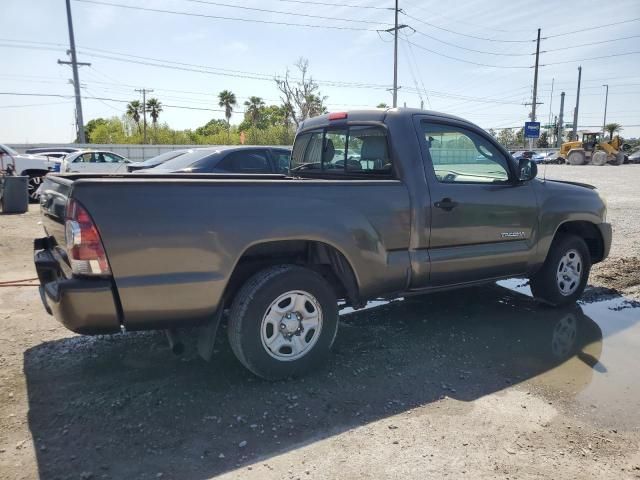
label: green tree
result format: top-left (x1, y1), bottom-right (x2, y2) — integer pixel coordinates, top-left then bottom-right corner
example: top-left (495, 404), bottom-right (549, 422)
top-left (536, 131), bottom-right (549, 148)
top-left (605, 123), bottom-right (622, 140)
top-left (244, 96), bottom-right (266, 128)
top-left (487, 128), bottom-right (497, 138)
top-left (126, 101), bottom-right (142, 133)
top-left (84, 118), bottom-right (109, 143)
top-left (377, 103), bottom-right (389, 108)
top-left (195, 118), bottom-right (228, 136)
top-left (145, 98), bottom-right (163, 127)
top-left (496, 128), bottom-right (515, 147)
top-left (218, 90), bottom-right (237, 125)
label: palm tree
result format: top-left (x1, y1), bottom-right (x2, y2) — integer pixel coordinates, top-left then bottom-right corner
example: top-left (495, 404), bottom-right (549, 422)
top-left (244, 96), bottom-right (265, 127)
top-left (605, 122), bottom-right (622, 140)
top-left (126, 100), bottom-right (142, 133)
top-left (218, 90), bottom-right (237, 125)
top-left (145, 98), bottom-right (163, 127)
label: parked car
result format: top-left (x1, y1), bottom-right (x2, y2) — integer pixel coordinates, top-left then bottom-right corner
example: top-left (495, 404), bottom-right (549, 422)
top-left (0, 144), bottom-right (61, 202)
top-left (126, 149), bottom-right (195, 172)
top-left (138, 146), bottom-right (292, 174)
top-left (627, 148), bottom-right (640, 164)
top-left (61, 150), bottom-right (131, 174)
top-left (34, 109), bottom-right (611, 380)
top-left (25, 147), bottom-right (80, 155)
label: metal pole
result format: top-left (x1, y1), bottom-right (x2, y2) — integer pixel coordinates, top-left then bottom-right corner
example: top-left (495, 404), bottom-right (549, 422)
top-left (392, 0), bottom-right (399, 108)
top-left (572, 66), bottom-right (581, 141)
top-left (602, 84), bottom-right (609, 137)
top-left (136, 88), bottom-right (153, 144)
top-left (531, 28), bottom-right (541, 123)
top-left (548, 77), bottom-right (554, 129)
top-left (557, 92), bottom-right (565, 148)
top-left (65, 0), bottom-right (85, 143)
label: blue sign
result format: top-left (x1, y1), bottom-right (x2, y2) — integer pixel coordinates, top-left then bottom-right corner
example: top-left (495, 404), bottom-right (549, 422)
top-left (524, 122), bottom-right (541, 139)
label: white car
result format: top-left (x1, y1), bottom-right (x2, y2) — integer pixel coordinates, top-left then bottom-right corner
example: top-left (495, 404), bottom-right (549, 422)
top-left (0, 144), bottom-right (61, 202)
top-left (61, 150), bottom-right (131, 174)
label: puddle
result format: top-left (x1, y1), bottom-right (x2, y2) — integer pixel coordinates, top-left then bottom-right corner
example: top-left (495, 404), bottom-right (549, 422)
top-left (498, 278), bottom-right (640, 430)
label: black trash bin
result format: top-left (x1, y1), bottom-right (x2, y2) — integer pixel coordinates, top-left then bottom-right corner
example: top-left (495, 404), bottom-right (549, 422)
top-left (0, 175), bottom-right (29, 213)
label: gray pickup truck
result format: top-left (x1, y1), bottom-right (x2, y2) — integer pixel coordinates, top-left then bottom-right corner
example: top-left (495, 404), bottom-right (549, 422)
top-left (34, 109), bottom-right (611, 379)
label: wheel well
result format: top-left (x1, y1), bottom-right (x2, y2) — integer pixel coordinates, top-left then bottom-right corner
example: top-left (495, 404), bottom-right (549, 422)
top-left (224, 240), bottom-right (360, 308)
top-left (20, 169), bottom-right (49, 178)
top-left (555, 221), bottom-right (604, 263)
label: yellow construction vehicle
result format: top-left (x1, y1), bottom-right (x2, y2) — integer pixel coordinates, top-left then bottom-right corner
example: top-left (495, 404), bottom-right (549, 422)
top-left (559, 133), bottom-right (626, 166)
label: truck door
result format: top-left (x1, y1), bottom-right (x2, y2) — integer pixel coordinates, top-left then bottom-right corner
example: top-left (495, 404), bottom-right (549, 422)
top-left (416, 118), bottom-right (538, 286)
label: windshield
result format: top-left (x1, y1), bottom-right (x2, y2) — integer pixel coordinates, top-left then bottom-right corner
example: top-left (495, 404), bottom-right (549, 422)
top-left (0, 144), bottom-right (19, 156)
top-left (139, 149), bottom-right (192, 166)
top-left (154, 149), bottom-right (220, 170)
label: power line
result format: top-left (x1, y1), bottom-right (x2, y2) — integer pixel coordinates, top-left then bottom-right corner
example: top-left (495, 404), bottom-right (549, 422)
top-left (543, 17), bottom-right (640, 39)
top-left (404, 39), bottom-right (533, 69)
top-left (543, 35), bottom-right (640, 53)
top-left (177, 0), bottom-right (391, 25)
top-left (400, 11), bottom-right (534, 43)
top-left (0, 91), bottom-right (228, 112)
top-left (409, 28), bottom-right (534, 56)
top-left (262, 0), bottom-right (391, 10)
top-left (72, 0), bottom-right (379, 31)
top-left (541, 51), bottom-right (640, 66)
top-left (0, 101), bottom-right (72, 109)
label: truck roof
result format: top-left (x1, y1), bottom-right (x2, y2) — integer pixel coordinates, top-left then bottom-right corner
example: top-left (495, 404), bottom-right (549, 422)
top-left (299, 108), bottom-right (475, 131)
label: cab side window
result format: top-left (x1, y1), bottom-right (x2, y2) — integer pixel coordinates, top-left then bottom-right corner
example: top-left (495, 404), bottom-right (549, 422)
top-left (421, 122), bottom-right (510, 184)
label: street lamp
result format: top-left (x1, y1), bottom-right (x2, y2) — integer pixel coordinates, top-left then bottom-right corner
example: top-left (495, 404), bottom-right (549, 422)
top-left (602, 84), bottom-right (609, 138)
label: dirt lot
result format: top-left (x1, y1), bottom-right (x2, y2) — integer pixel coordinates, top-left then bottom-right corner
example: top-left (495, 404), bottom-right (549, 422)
top-left (1, 165), bottom-right (640, 480)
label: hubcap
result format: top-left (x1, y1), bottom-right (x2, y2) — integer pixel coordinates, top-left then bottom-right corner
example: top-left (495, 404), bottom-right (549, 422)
top-left (28, 176), bottom-right (43, 200)
top-left (556, 249), bottom-right (583, 296)
top-left (260, 290), bottom-right (323, 361)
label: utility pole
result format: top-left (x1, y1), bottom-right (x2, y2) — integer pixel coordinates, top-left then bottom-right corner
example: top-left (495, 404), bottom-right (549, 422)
top-left (548, 77), bottom-right (554, 128)
top-left (531, 28), bottom-right (541, 124)
top-left (385, 0), bottom-right (407, 108)
top-left (557, 91), bottom-right (565, 148)
top-left (571, 66), bottom-right (582, 141)
top-left (59, 0), bottom-right (90, 144)
top-left (135, 88), bottom-right (153, 144)
top-left (602, 84), bottom-right (609, 137)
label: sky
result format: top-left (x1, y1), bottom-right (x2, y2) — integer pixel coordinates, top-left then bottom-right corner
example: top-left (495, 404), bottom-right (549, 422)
top-left (1, 0), bottom-right (639, 143)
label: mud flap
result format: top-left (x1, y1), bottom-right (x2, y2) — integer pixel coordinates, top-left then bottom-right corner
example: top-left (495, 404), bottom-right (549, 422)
top-left (197, 305), bottom-right (225, 362)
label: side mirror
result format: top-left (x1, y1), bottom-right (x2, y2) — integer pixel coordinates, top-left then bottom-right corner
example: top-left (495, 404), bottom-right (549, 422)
top-left (518, 158), bottom-right (537, 181)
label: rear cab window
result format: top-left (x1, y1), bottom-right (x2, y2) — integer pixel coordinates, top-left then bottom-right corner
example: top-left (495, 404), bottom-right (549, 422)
top-left (291, 125), bottom-right (393, 178)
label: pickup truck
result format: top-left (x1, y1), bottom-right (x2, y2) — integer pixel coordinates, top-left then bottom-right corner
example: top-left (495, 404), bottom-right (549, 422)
top-left (34, 109), bottom-right (611, 380)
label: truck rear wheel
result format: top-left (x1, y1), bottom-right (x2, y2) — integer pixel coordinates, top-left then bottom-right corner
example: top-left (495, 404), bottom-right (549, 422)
top-left (611, 152), bottom-right (625, 165)
top-left (530, 234), bottom-right (591, 307)
top-left (566, 151), bottom-right (586, 165)
top-left (227, 265), bottom-right (338, 380)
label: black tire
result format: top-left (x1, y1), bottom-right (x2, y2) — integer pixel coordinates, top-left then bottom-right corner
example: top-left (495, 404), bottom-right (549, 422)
top-left (227, 265), bottom-right (338, 380)
top-left (530, 234), bottom-right (591, 307)
top-left (27, 175), bottom-right (43, 203)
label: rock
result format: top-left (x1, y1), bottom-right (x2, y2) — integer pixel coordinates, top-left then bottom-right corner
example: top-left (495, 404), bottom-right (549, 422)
top-left (218, 453), bottom-right (225, 459)
top-left (15, 440), bottom-right (26, 450)
top-left (239, 441), bottom-right (247, 448)
top-left (156, 474), bottom-right (164, 478)
top-left (388, 425), bottom-right (398, 430)
top-left (80, 472), bottom-right (94, 480)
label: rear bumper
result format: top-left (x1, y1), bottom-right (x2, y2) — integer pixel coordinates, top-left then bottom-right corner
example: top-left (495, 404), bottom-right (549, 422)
top-left (597, 222), bottom-right (612, 262)
top-left (34, 238), bottom-right (121, 334)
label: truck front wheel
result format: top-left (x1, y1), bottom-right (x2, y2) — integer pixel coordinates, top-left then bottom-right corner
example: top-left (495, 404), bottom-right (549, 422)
top-left (227, 265), bottom-right (339, 380)
top-left (530, 234), bottom-right (591, 306)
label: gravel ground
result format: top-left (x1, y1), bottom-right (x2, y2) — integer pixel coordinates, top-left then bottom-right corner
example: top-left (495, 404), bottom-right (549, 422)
top-left (1, 166), bottom-right (640, 480)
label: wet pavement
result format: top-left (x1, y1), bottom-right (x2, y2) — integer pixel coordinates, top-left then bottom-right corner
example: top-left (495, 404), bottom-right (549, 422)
top-left (13, 282), bottom-right (640, 479)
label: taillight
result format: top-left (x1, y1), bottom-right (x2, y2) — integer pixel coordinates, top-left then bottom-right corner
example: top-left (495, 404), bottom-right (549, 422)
top-left (65, 199), bottom-right (111, 276)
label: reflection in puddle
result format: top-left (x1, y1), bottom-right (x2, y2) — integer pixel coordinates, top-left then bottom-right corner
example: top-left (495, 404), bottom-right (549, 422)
top-left (498, 278), bottom-right (640, 430)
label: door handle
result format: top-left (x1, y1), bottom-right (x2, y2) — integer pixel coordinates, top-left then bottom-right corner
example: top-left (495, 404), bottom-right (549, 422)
top-left (434, 198), bottom-right (458, 211)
